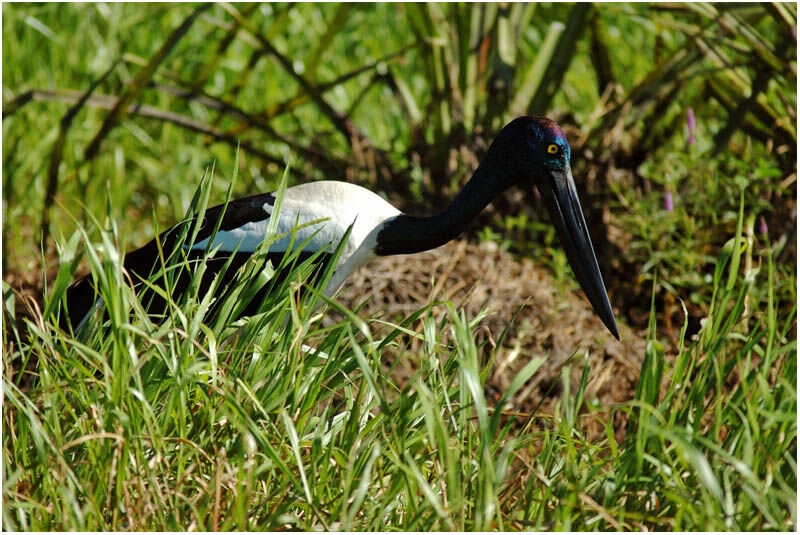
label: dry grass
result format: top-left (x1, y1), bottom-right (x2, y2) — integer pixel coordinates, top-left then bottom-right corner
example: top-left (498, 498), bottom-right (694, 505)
top-left (335, 239), bottom-right (647, 440)
top-left (6, 235), bottom-right (647, 440)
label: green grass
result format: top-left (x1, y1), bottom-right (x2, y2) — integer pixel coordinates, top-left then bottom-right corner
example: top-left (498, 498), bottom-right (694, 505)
top-left (3, 166), bottom-right (796, 530)
top-left (2, 3), bottom-right (796, 531)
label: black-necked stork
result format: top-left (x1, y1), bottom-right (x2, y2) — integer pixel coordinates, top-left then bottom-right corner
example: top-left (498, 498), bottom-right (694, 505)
top-left (63, 116), bottom-right (619, 339)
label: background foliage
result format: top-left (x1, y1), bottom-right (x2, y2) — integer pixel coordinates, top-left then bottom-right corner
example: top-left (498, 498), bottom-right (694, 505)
top-left (3, 2), bottom-right (796, 329)
top-left (2, 2), bottom-right (796, 531)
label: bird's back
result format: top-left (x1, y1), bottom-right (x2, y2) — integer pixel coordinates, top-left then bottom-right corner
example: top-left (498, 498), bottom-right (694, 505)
top-left (61, 181), bottom-right (401, 330)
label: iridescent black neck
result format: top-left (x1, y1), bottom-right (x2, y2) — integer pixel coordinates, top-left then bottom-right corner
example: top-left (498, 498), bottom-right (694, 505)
top-left (375, 154), bottom-right (518, 256)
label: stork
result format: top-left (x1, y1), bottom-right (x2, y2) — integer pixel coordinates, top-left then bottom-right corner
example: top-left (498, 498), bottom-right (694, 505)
top-left (63, 116), bottom-right (619, 339)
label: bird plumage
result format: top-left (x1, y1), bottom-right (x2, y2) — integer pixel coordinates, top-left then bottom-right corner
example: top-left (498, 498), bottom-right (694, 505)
top-left (188, 181), bottom-right (402, 294)
top-left (61, 181), bottom-right (398, 329)
top-left (62, 116), bottom-right (620, 339)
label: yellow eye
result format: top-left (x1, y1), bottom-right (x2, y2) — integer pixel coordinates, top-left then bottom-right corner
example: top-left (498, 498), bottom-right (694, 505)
top-left (547, 144), bottom-right (559, 155)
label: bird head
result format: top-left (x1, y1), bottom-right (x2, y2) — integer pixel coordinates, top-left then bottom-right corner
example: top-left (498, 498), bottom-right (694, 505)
top-left (492, 116), bottom-right (619, 339)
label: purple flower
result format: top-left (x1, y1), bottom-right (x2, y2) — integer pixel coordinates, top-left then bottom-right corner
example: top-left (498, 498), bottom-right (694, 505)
top-left (759, 216), bottom-right (768, 236)
top-left (664, 189), bottom-right (674, 211)
top-left (687, 108), bottom-right (696, 145)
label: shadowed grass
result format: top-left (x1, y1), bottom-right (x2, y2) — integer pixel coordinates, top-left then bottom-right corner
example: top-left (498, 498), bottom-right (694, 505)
top-left (3, 165), bottom-right (795, 530)
top-left (2, 3), bottom-right (796, 531)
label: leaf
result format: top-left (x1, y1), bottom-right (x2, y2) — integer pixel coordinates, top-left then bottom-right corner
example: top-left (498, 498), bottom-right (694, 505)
top-left (43, 231), bottom-right (83, 321)
top-left (529, 3), bottom-right (593, 114)
top-left (305, 4), bottom-right (353, 81)
top-left (509, 21), bottom-right (564, 118)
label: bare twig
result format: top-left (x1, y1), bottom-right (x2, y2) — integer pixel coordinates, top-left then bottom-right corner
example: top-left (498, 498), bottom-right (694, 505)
top-left (219, 0), bottom-right (408, 192)
top-left (193, 3), bottom-right (260, 89)
top-left (150, 82), bottom-right (351, 176)
top-left (261, 42), bottom-right (419, 120)
top-left (112, 37), bottom-right (418, 189)
top-left (220, 2), bottom-right (355, 143)
top-left (210, 47), bottom-right (265, 129)
top-left (17, 89), bottom-right (305, 175)
top-left (40, 59), bottom-right (120, 249)
top-left (84, 4), bottom-right (210, 160)
top-left (1, 90), bottom-right (34, 119)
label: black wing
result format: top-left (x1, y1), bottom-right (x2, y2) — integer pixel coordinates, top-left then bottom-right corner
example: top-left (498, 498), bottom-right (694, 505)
top-left (61, 194), bottom-right (333, 330)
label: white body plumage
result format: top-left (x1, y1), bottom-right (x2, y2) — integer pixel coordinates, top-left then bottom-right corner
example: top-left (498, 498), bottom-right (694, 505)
top-left (64, 116), bottom-right (620, 339)
top-left (191, 181), bottom-right (402, 296)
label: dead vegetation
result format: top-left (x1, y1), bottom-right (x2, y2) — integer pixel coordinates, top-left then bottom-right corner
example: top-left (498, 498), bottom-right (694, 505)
top-left (335, 239), bottom-right (647, 439)
top-left (6, 235), bottom-right (647, 439)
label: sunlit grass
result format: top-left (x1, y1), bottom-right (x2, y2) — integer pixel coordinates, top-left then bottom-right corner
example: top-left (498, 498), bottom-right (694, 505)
top-left (3, 3), bottom-right (796, 531)
top-left (3, 165), bottom-right (795, 530)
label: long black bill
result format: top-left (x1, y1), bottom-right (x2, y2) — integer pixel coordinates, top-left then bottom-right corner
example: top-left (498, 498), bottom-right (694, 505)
top-left (537, 167), bottom-right (620, 340)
